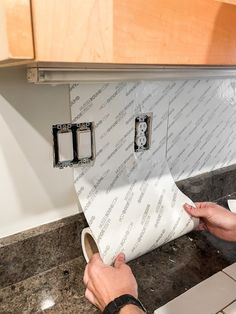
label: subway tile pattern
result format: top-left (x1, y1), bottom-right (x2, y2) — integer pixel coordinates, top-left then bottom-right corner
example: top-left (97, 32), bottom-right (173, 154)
top-left (222, 301), bottom-right (236, 314)
top-left (223, 263), bottom-right (236, 281)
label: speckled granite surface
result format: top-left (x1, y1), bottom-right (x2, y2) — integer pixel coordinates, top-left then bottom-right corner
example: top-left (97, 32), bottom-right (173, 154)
top-left (0, 214), bottom-right (87, 289)
top-left (0, 231), bottom-right (236, 314)
top-left (0, 256), bottom-right (96, 314)
top-left (0, 165), bottom-right (236, 313)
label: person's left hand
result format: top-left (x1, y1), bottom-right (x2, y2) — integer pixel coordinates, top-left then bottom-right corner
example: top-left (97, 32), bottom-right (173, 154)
top-left (83, 253), bottom-right (138, 311)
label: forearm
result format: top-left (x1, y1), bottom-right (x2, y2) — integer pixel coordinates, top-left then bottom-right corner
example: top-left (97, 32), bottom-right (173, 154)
top-left (120, 304), bottom-right (145, 314)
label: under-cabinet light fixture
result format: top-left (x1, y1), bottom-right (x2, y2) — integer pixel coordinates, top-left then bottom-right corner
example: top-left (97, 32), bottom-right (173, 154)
top-left (27, 65), bottom-right (236, 84)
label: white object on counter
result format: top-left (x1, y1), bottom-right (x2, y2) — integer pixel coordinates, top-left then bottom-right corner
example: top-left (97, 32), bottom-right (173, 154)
top-left (228, 200), bottom-right (236, 213)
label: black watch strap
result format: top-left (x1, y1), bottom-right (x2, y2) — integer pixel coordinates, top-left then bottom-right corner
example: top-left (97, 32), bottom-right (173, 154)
top-left (102, 294), bottom-right (146, 314)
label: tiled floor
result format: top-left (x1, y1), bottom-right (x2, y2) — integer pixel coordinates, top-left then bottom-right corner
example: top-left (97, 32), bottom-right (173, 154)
top-left (155, 264), bottom-right (236, 314)
top-left (222, 301), bottom-right (236, 314)
top-left (223, 263), bottom-right (236, 281)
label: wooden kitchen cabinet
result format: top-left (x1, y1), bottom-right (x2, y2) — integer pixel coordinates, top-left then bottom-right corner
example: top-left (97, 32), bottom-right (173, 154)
top-left (1, 0), bottom-right (236, 66)
top-left (31, 0), bottom-right (113, 64)
top-left (113, 0), bottom-right (236, 65)
top-left (217, 0), bottom-right (236, 5)
top-left (0, 0), bottom-right (34, 65)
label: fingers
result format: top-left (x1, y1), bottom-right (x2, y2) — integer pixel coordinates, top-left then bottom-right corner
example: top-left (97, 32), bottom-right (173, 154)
top-left (84, 253), bottom-right (103, 289)
top-left (83, 264), bottom-right (89, 286)
top-left (184, 203), bottom-right (210, 218)
top-left (114, 253), bottom-right (126, 268)
top-left (85, 288), bottom-right (99, 307)
top-left (195, 222), bottom-right (208, 231)
top-left (90, 253), bottom-right (103, 265)
top-left (194, 202), bottom-right (214, 208)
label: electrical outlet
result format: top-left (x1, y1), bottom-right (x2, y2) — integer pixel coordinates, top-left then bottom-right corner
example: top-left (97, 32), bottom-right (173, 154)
top-left (134, 114), bottom-right (152, 152)
top-left (135, 135), bottom-right (147, 147)
top-left (137, 121), bottom-right (148, 133)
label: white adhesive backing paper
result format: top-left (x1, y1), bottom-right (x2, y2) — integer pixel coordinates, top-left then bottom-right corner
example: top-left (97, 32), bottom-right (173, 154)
top-left (71, 81), bottom-right (199, 264)
top-left (228, 200), bottom-right (236, 213)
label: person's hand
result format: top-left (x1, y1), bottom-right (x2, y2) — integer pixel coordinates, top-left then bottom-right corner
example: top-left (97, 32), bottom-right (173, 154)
top-left (184, 202), bottom-right (236, 241)
top-left (83, 253), bottom-right (138, 311)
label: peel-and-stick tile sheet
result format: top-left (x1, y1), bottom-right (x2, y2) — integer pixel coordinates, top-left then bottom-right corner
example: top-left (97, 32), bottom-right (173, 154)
top-left (70, 82), bottom-right (198, 264)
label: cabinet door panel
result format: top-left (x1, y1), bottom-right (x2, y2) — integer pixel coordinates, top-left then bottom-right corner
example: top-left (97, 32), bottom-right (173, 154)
top-left (113, 0), bottom-right (236, 65)
top-left (0, 0), bottom-right (34, 65)
top-left (32, 0), bottom-right (236, 65)
top-left (217, 0), bottom-right (236, 5)
top-left (31, 0), bottom-right (113, 63)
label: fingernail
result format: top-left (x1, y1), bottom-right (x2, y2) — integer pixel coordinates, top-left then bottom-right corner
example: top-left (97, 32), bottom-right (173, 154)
top-left (184, 203), bottom-right (191, 208)
top-left (119, 252), bottom-right (125, 260)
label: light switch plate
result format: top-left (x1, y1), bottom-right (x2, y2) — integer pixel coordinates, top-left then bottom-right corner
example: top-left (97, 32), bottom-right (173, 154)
top-left (52, 122), bottom-right (95, 169)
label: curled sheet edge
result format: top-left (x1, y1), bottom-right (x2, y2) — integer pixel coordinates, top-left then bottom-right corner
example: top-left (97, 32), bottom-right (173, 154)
top-left (81, 227), bottom-right (100, 263)
top-left (228, 200), bottom-right (236, 213)
top-left (71, 82), bottom-right (199, 265)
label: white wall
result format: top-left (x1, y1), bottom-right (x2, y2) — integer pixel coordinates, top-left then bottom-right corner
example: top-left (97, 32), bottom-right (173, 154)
top-left (0, 68), bottom-right (78, 238)
top-left (0, 69), bottom-right (236, 238)
top-left (166, 79), bottom-right (236, 180)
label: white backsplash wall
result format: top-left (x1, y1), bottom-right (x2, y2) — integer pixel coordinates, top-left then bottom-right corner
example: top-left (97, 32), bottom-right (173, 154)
top-left (70, 79), bottom-right (236, 181)
top-left (167, 79), bottom-right (236, 180)
top-left (0, 68), bottom-right (235, 238)
top-left (0, 68), bottom-right (78, 238)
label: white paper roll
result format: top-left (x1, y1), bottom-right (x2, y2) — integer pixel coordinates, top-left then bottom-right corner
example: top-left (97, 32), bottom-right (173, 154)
top-left (71, 82), bottom-right (199, 264)
top-left (228, 200), bottom-right (236, 213)
top-left (81, 227), bottom-right (100, 262)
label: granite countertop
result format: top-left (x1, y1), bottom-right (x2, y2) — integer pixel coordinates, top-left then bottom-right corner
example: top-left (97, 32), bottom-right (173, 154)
top-left (1, 166), bottom-right (236, 313)
top-left (1, 230), bottom-right (236, 314)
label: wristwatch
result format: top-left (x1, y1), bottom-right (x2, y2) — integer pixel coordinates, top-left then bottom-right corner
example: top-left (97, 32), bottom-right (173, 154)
top-left (102, 294), bottom-right (146, 314)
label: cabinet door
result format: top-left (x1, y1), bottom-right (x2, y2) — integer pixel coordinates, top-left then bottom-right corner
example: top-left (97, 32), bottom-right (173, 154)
top-left (31, 0), bottom-right (113, 63)
top-left (217, 0), bottom-right (236, 5)
top-left (0, 0), bottom-right (34, 66)
top-left (113, 0), bottom-right (236, 65)
top-left (32, 0), bottom-right (236, 65)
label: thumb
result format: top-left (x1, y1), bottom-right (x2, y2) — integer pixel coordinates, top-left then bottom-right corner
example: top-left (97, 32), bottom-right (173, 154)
top-left (114, 253), bottom-right (126, 268)
top-left (184, 203), bottom-right (209, 218)
top-left (89, 253), bottom-right (104, 266)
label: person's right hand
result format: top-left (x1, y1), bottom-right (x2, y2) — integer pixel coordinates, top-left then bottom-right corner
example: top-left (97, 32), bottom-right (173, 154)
top-left (184, 202), bottom-right (236, 242)
top-left (83, 253), bottom-right (140, 312)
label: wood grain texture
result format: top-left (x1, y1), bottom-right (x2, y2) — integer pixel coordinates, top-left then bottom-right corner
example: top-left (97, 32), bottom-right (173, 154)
top-left (0, 1), bottom-right (9, 61)
top-left (31, 0), bottom-right (113, 63)
top-left (29, 0), bottom-right (236, 65)
top-left (113, 0), bottom-right (236, 65)
top-left (217, 0), bottom-right (236, 5)
top-left (0, 0), bottom-right (34, 64)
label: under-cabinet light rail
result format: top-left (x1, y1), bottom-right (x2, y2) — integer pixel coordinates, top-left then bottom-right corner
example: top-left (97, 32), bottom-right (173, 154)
top-left (27, 66), bottom-right (236, 84)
